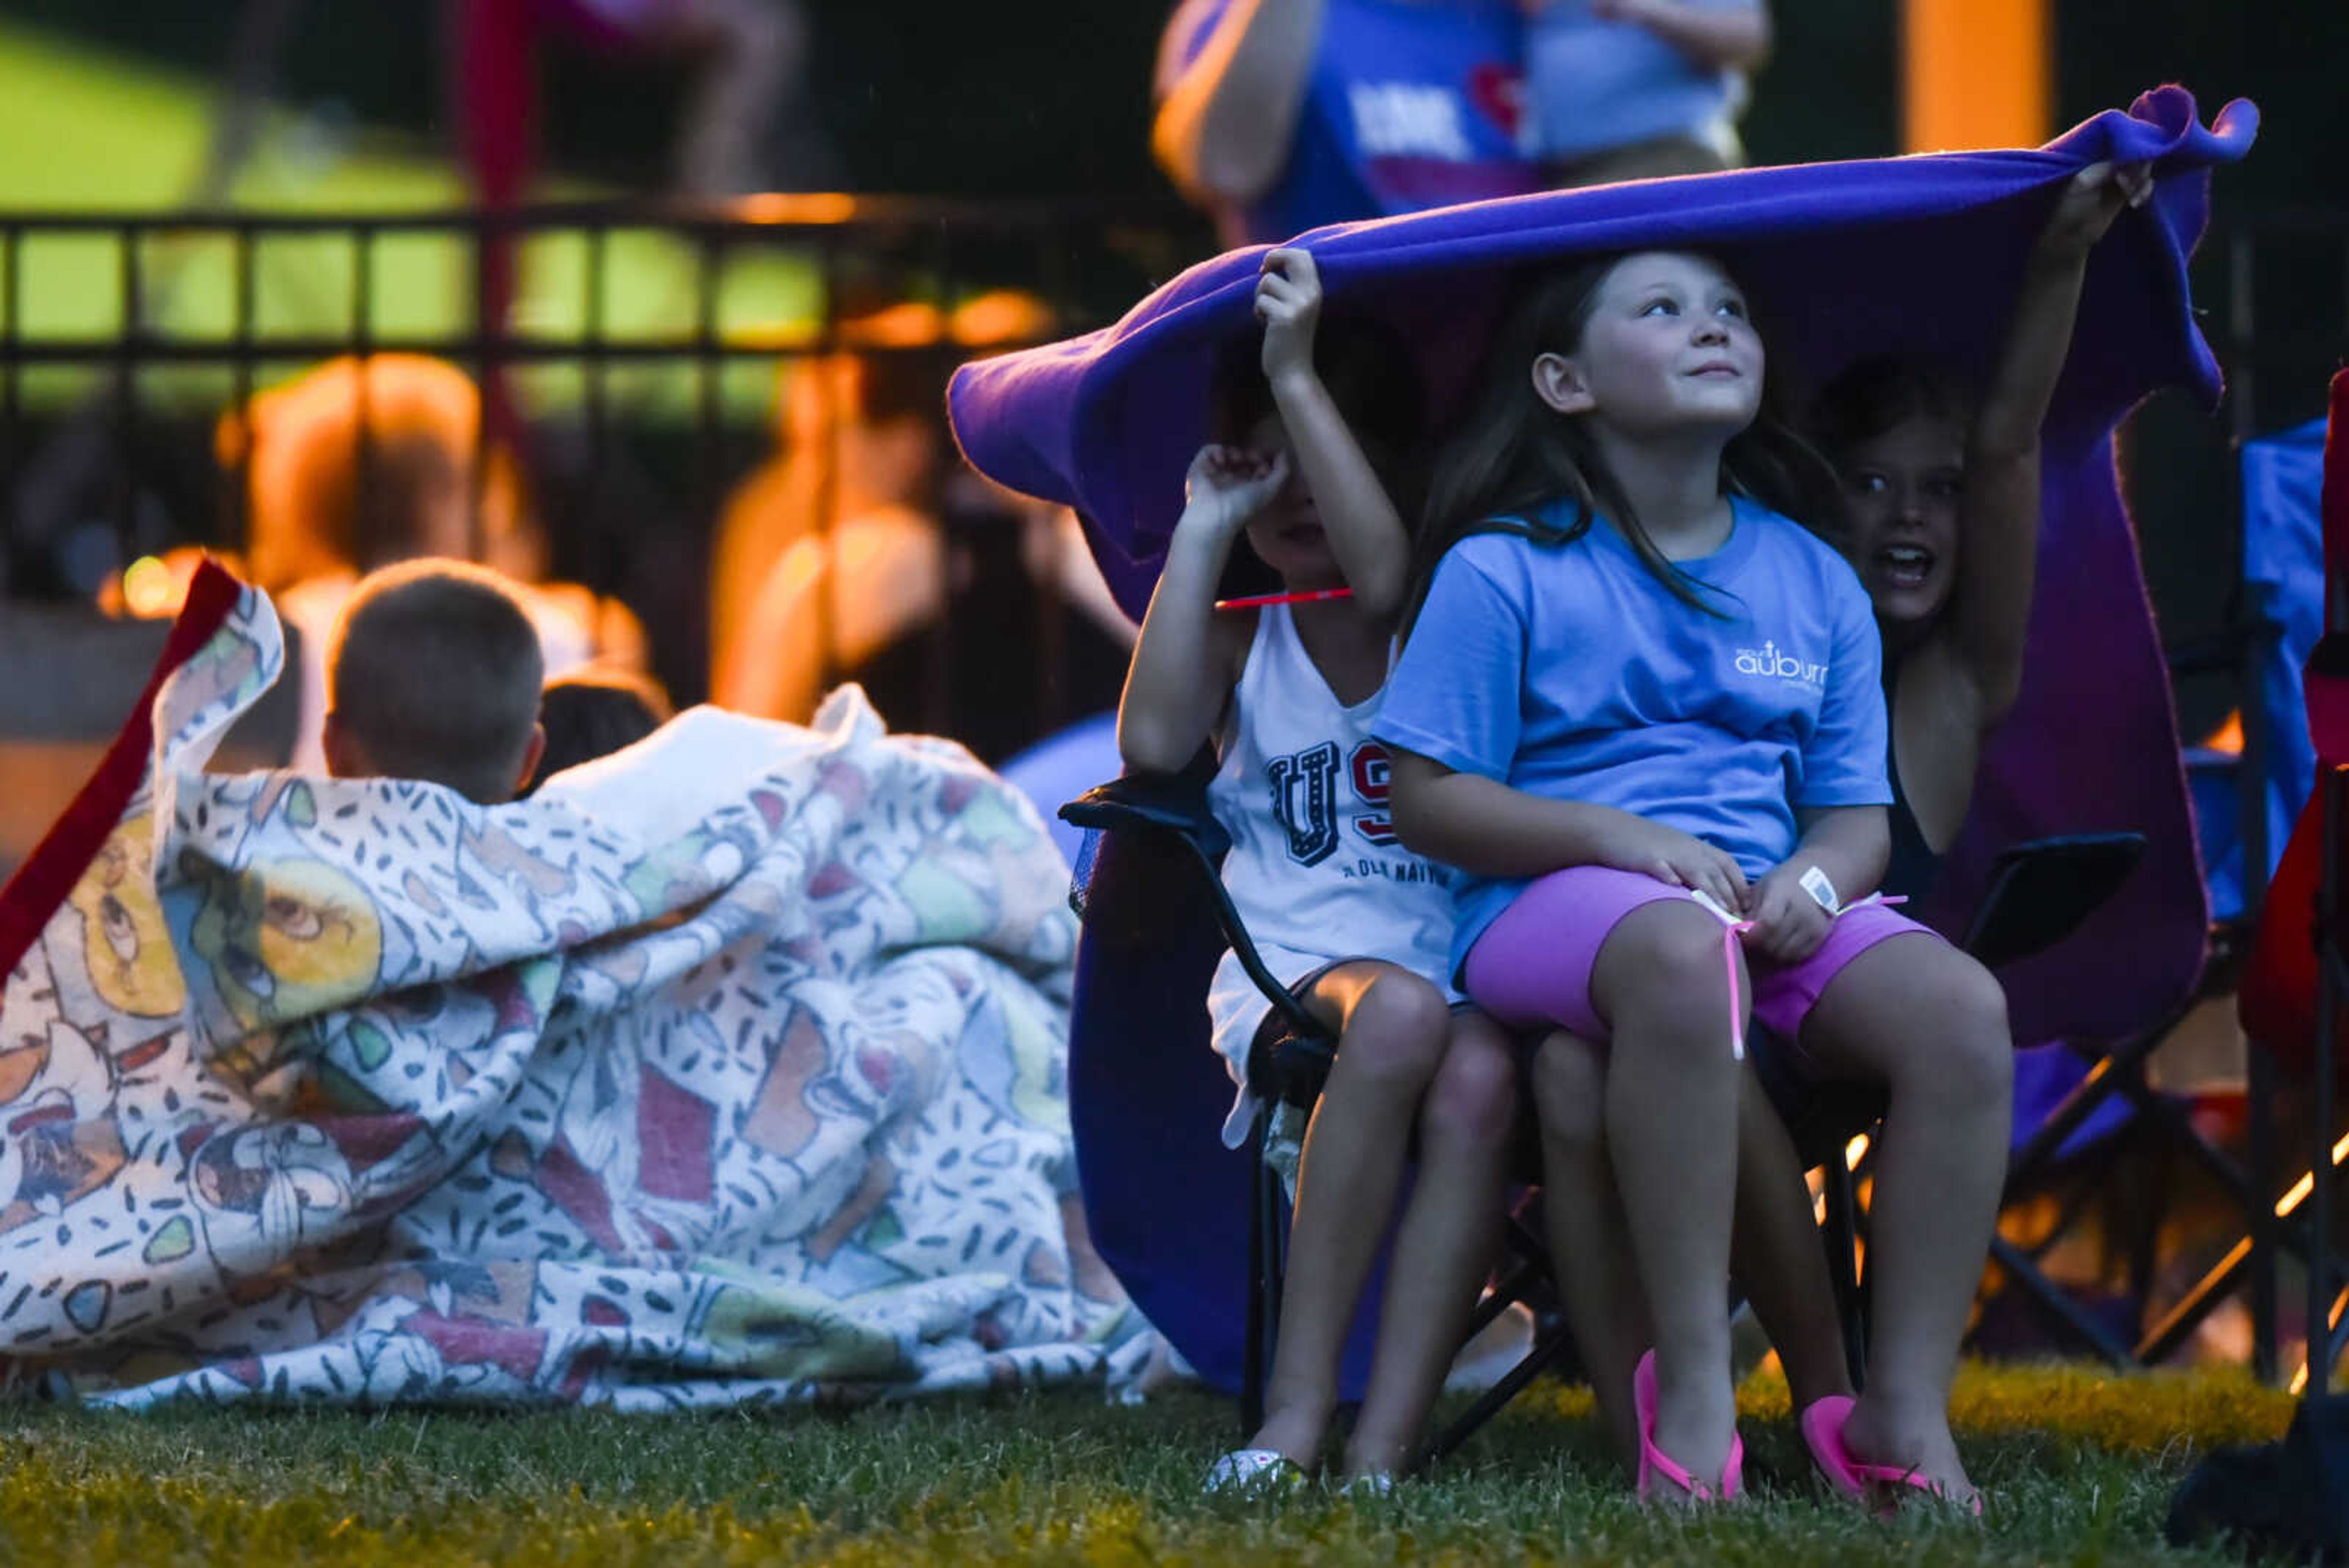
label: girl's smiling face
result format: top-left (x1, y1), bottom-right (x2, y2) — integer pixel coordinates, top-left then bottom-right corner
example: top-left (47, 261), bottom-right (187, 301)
top-left (1534, 251), bottom-right (1764, 438)
top-left (1838, 414), bottom-right (1967, 631)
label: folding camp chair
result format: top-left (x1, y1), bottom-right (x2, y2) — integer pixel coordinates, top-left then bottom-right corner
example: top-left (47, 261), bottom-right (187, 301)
top-left (1063, 769), bottom-right (1917, 1458)
top-left (1981, 403), bottom-right (2340, 1377)
top-left (2238, 371), bottom-right (2349, 1395)
top-left (1059, 771), bottom-right (1575, 1467)
top-left (1764, 830), bottom-right (2148, 1384)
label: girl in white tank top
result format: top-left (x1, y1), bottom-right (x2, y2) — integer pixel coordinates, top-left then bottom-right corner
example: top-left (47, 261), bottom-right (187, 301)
top-left (1116, 247), bottom-right (1515, 1492)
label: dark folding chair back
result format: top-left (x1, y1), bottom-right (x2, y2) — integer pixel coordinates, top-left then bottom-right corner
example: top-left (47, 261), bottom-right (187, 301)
top-left (2236, 373), bottom-right (2349, 1392)
top-left (1059, 781), bottom-right (1385, 1400)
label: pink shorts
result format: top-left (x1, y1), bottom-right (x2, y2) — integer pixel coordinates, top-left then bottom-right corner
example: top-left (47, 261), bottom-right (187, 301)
top-left (1461, 864), bottom-right (1934, 1058)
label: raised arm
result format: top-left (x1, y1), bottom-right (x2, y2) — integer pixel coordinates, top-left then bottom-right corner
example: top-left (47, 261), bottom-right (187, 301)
top-left (1945, 160), bottom-right (2150, 720)
top-left (1116, 447), bottom-right (1290, 773)
top-left (1592, 0), bottom-right (1772, 72)
top-left (1152, 0), bottom-right (1325, 207)
top-left (1256, 248), bottom-right (1412, 619)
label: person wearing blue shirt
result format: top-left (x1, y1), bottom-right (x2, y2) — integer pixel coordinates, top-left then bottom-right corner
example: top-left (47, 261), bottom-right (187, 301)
top-left (1379, 494), bottom-right (1890, 987)
top-left (1153, 0), bottom-right (1538, 247)
top-left (1380, 250), bottom-right (2011, 1507)
top-left (1520, 0), bottom-right (1771, 188)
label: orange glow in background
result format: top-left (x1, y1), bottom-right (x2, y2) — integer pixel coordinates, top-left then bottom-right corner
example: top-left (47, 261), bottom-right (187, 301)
top-left (1902, 0), bottom-right (2051, 154)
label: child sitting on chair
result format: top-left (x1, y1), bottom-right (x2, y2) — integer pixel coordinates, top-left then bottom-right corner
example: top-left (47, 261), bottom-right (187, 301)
top-left (322, 559), bottom-right (548, 806)
top-left (1379, 248), bottom-right (2012, 1506)
top-left (1521, 163), bottom-right (2156, 1511)
top-left (1118, 247), bottom-right (1518, 1492)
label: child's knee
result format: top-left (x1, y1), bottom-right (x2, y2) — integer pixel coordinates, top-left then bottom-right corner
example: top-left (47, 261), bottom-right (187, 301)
top-left (1338, 972), bottom-right (1451, 1087)
top-left (1603, 905), bottom-right (1739, 1039)
top-left (1911, 958), bottom-right (2013, 1109)
top-left (1532, 1031), bottom-right (1608, 1146)
top-left (1423, 1030), bottom-right (1519, 1146)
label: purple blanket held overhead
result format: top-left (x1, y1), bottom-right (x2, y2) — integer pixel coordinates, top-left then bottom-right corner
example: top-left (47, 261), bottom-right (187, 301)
top-left (952, 87), bottom-right (2256, 1046)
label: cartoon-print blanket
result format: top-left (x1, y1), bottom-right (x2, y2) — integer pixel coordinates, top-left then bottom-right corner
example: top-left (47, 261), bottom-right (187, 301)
top-left (0, 565), bottom-right (1142, 1408)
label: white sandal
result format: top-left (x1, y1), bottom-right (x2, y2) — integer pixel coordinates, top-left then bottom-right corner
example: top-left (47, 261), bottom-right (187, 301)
top-left (1203, 1447), bottom-right (1308, 1496)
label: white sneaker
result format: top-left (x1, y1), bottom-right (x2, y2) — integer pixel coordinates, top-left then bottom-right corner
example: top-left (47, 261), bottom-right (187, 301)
top-left (1203, 1448), bottom-right (1308, 1496)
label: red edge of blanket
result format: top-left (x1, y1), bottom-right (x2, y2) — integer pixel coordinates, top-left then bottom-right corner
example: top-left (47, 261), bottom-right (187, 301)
top-left (0, 561), bottom-right (246, 993)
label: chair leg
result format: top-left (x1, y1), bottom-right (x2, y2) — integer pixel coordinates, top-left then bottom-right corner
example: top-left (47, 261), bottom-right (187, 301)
top-left (1986, 1235), bottom-right (2136, 1364)
top-left (2249, 1036), bottom-right (2280, 1383)
top-left (1417, 1319), bottom-right (1580, 1472)
top-left (1823, 1156), bottom-right (1868, 1392)
top-left (1243, 1118), bottom-right (1274, 1438)
top-left (1415, 1214), bottom-right (1576, 1474)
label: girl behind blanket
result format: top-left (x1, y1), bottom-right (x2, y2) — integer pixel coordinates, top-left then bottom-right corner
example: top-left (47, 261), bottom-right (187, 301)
top-left (1118, 248), bottom-right (1517, 1492)
top-left (1377, 250), bottom-right (2010, 1504)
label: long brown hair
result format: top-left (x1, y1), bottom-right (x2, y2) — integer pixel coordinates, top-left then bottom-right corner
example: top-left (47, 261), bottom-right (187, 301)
top-left (1409, 253), bottom-right (1842, 628)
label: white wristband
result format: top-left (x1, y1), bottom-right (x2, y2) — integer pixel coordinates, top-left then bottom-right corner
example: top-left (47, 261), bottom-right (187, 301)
top-left (1798, 865), bottom-right (1841, 916)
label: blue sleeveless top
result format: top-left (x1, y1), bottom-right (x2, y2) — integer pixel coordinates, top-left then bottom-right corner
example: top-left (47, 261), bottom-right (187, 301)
top-left (1882, 657), bottom-right (1945, 901)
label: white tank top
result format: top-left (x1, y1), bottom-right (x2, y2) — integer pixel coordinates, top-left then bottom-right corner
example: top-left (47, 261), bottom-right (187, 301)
top-left (1201, 605), bottom-right (1458, 1136)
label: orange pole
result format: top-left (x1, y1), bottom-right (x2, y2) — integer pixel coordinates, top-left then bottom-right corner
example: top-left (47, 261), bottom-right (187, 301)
top-left (1901, 0), bottom-right (2051, 153)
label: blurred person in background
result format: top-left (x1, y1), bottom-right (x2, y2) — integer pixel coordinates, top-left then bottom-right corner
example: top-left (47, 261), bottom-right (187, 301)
top-left (455, 0), bottom-right (825, 199)
top-left (1519, 0), bottom-right (1770, 187)
top-left (1152, 0), bottom-right (1536, 248)
top-left (548, 0), bottom-right (820, 195)
top-left (710, 295), bottom-right (1134, 759)
top-left (229, 354), bottom-right (648, 771)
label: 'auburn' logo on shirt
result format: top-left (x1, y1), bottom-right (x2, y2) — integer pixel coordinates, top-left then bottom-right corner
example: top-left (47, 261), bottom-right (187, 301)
top-left (1267, 740), bottom-right (1401, 866)
top-left (1733, 639), bottom-right (1828, 690)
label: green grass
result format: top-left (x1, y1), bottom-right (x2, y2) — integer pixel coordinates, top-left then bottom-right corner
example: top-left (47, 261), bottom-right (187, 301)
top-left (0, 1364), bottom-right (2296, 1566)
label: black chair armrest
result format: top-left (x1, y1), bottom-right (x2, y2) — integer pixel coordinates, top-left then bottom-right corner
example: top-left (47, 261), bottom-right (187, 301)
top-left (1061, 773), bottom-right (1232, 861)
top-left (1061, 772), bottom-right (1318, 1040)
top-left (1961, 831), bottom-right (2147, 970)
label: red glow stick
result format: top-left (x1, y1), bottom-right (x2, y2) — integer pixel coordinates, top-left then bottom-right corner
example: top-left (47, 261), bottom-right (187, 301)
top-left (1212, 587), bottom-right (1356, 612)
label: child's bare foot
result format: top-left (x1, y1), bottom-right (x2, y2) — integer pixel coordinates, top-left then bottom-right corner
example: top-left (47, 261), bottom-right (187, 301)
top-left (1637, 1351), bottom-right (1741, 1504)
top-left (1841, 1391), bottom-right (1980, 1510)
top-left (1245, 1405), bottom-right (1329, 1474)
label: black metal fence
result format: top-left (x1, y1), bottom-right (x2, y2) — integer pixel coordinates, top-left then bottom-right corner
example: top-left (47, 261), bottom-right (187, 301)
top-left (0, 198), bottom-right (2339, 746)
top-left (0, 198), bottom-right (1203, 735)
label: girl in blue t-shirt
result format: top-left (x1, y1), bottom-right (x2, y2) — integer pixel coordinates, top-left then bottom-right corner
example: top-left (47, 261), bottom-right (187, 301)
top-left (1378, 249), bottom-right (2011, 1506)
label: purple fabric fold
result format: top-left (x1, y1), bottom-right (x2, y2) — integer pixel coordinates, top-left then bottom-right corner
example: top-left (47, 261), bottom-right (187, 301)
top-left (956, 87), bottom-right (2255, 1041)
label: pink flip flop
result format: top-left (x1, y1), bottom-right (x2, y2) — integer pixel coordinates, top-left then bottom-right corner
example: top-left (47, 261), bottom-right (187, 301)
top-left (1631, 1350), bottom-right (1743, 1504)
top-left (1799, 1396), bottom-right (1880, 1507)
top-left (1798, 1396), bottom-right (1982, 1517)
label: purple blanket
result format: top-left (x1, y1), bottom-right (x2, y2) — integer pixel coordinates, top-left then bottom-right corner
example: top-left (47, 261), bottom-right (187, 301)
top-left (951, 88), bottom-right (2256, 1042)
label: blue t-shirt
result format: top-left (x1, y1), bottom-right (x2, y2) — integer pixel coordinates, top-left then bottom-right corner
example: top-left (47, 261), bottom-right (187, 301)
top-left (1376, 498), bottom-right (1891, 977)
top-left (1522, 0), bottom-right (1752, 163)
top-left (1157, 0), bottom-right (1537, 247)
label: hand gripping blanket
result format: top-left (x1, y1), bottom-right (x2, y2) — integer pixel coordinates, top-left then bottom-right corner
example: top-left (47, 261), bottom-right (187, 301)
top-left (0, 564), bottom-right (1142, 1408)
top-left (951, 87), bottom-right (2258, 1048)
